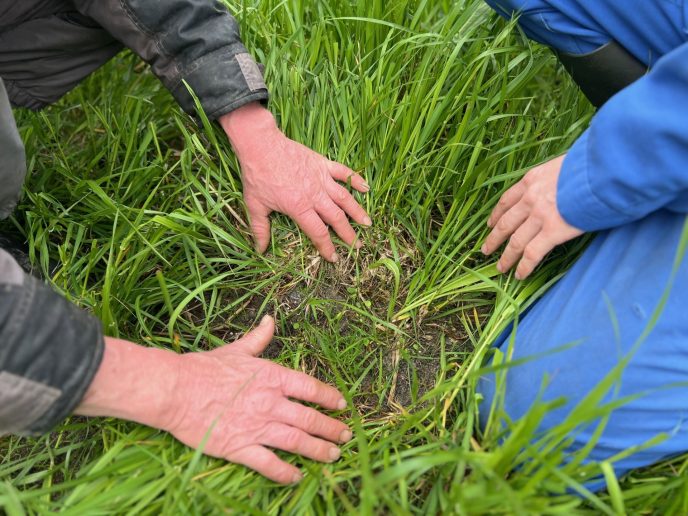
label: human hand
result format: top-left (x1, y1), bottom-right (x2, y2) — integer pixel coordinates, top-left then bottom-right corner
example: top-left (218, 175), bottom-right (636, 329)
top-left (220, 103), bottom-right (372, 262)
top-left (163, 316), bottom-right (351, 483)
top-left (481, 155), bottom-right (584, 279)
top-left (76, 317), bottom-right (352, 484)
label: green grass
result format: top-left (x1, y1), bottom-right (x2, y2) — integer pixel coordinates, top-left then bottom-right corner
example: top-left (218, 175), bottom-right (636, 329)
top-left (2, 0), bottom-right (688, 513)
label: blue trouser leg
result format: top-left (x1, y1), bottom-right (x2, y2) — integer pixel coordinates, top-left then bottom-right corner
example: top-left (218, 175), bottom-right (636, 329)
top-left (479, 211), bottom-right (688, 483)
top-left (480, 0), bottom-right (688, 486)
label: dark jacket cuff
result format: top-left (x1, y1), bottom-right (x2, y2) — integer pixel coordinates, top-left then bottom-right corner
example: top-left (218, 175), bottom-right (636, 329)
top-left (171, 49), bottom-right (269, 120)
top-left (0, 269), bottom-right (104, 436)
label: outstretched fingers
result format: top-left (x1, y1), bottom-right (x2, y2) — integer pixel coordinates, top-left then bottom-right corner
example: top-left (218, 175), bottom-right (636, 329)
top-left (230, 445), bottom-right (303, 484)
top-left (280, 368), bottom-right (347, 411)
top-left (260, 422), bottom-right (342, 463)
top-left (293, 210), bottom-right (338, 262)
top-left (227, 315), bottom-right (275, 356)
top-left (246, 198), bottom-right (272, 254)
top-left (274, 399), bottom-right (351, 443)
top-left (316, 199), bottom-right (362, 250)
top-left (329, 162), bottom-right (370, 193)
top-left (487, 181), bottom-right (526, 229)
top-left (515, 234), bottom-right (554, 280)
top-left (496, 218), bottom-right (541, 273)
top-left (482, 202), bottom-right (529, 256)
top-left (326, 181), bottom-right (371, 227)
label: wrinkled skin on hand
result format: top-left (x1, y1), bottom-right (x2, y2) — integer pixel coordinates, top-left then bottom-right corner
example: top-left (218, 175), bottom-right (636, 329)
top-left (482, 154), bottom-right (584, 279)
top-left (163, 316), bottom-right (352, 484)
top-left (220, 103), bottom-right (371, 262)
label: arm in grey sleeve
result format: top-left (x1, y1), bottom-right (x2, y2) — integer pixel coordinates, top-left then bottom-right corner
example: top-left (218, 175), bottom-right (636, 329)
top-left (0, 250), bottom-right (104, 436)
top-left (71, 0), bottom-right (269, 119)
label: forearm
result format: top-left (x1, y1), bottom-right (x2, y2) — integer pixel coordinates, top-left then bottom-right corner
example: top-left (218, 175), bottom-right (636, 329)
top-left (75, 337), bottom-right (178, 430)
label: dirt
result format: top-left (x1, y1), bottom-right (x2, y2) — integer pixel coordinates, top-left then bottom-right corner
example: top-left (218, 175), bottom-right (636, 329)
top-left (182, 225), bottom-right (492, 419)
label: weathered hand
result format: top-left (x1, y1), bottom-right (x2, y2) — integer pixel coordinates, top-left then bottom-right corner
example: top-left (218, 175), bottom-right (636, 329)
top-left (76, 317), bottom-right (352, 484)
top-left (220, 103), bottom-right (371, 261)
top-left (481, 155), bottom-right (584, 279)
top-left (164, 316), bottom-right (351, 483)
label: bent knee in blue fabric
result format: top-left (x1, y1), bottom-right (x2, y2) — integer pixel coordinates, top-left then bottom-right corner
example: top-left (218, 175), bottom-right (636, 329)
top-left (484, 0), bottom-right (610, 54)
top-left (484, 0), bottom-right (688, 64)
top-left (478, 210), bottom-right (688, 488)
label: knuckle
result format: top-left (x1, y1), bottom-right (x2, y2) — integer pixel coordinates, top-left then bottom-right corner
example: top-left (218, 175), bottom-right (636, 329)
top-left (508, 235), bottom-right (525, 252)
top-left (313, 226), bottom-right (330, 239)
top-left (522, 191), bottom-right (537, 205)
top-left (337, 164), bottom-right (354, 177)
top-left (522, 246), bottom-right (541, 262)
top-left (516, 264), bottom-right (530, 278)
top-left (303, 409), bottom-right (320, 430)
top-left (301, 379), bottom-right (318, 399)
top-left (332, 210), bottom-right (347, 223)
top-left (252, 391), bottom-right (277, 414)
top-left (496, 218), bottom-right (511, 232)
top-left (333, 186), bottom-right (348, 202)
top-left (282, 427), bottom-right (302, 450)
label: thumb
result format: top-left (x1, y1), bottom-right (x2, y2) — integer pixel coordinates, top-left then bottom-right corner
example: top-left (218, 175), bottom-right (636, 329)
top-left (247, 199), bottom-right (271, 254)
top-left (231, 315), bottom-right (275, 356)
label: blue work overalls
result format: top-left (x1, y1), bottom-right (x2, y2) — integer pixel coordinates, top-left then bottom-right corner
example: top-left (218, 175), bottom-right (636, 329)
top-left (479, 0), bottom-right (688, 485)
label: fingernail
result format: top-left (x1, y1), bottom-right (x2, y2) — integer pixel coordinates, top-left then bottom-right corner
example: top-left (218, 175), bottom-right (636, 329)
top-left (292, 472), bottom-right (303, 483)
top-left (337, 398), bottom-right (347, 410)
top-left (481, 244), bottom-right (487, 255)
top-left (260, 315), bottom-right (271, 326)
top-left (515, 272), bottom-right (522, 280)
top-left (331, 253), bottom-right (339, 263)
top-left (329, 447), bottom-right (341, 461)
top-left (496, 263), bottom-right (504, 273)
top-left (362, 182), bottom-right (370, 192)
top-left (339, 429), bottom-right (353, 443)
top-left (363, 216), bottom-right (372, 226)
top-left (355, 240), bottom-right (363, 250)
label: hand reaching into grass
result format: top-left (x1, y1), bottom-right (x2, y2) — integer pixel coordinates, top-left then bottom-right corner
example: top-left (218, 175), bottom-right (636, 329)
top-left (220, 102), bottom-right (372, 262)
top-left (481, 155), bottom-right (584, 279)
top-left (76, 316), bottom-right (352, 484)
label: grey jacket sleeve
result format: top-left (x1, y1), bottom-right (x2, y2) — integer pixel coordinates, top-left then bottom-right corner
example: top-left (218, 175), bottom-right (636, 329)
top-left (0, 250), bottom-right (104, 436)
top-left (72, 0), bottom-right (269, 119)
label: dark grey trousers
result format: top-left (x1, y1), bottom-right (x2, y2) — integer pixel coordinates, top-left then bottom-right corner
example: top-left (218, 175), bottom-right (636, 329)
top-left (0, 78), bottom-right (26, 219)
top-left (0, 0), bottom-right (122, 217)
